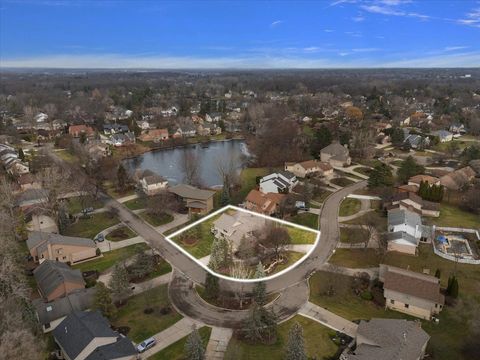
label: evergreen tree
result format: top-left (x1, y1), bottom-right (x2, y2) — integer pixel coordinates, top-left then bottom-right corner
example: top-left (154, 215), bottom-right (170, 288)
top-left (245, 303), bottom-right (278, 344)
top-left (397, 156), bottom-right (425, 184)
top-left (253, 263), bottom-right (267, 306)
top-left (220, 179), bottom-right (230, 206)
top-left (184, 325), bottom-right (205, 360)
top-left (93, 282), bottom-right (117, 319)
top-left (390, 127), bottom-right (405, 147)
top-left (79, 132), bottom-right (87, 144)
top-left (117, 164), bottom-right (129, 192)
top-left (204, 272), bottom-right (219, 301)
top-left (208, 237), bottom-right (232, 270)
top-left (310, 125), bottom-right (332, 158)
top-left (108, 264), bottom-right (132, 303)
top-left (130, 249), bottom-right (155, 280)
top-left (368, 163), bottom-right (394, 188)
top-left (447, 275), bottom-right (459, 298)
top-left (285, 322), bottom-right (307, 360)
top-left (18, 148), bottom-right (25, 161)
top-left (434, 269), bottom-right (441, 279)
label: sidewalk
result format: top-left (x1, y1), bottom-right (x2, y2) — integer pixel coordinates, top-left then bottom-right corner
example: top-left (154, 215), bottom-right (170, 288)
top-left (157, 213), bottom-right (190, 234)
top-left (205, 327), bottom-right (233, 360)
top-left (298, 301), bottom-right (358, 338)
top-left (117, 193), bottom-right (139, 203)
top-left (140, 317), bottom-right (204, 359)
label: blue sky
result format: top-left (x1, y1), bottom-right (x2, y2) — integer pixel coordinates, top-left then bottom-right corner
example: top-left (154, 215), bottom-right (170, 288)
top-left (1, 0), bottom-right (479, 68)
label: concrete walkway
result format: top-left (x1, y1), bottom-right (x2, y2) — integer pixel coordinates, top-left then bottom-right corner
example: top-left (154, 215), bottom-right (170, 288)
top-left (117, 193), bottom-right (139, 203)
top-left (333, 165), bottom-right (370, 180)
top-left (318, 263), bottom-right (379, 279)
top-left (205, 327), bottom-right (233, 360)
top-left (157, 213), bottom-right (190, 234)
top-left (97, 234), bottom-right (146, 253)
top-left (286, 244), bottom-right (314, 253)
top-left (298, 301), bottom-right (358, 338)
top-left (140, 317), bottom-right (204, 359)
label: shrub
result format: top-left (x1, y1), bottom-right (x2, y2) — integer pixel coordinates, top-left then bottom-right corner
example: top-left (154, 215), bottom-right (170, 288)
top-left (360, 290), bottom-right (373, 301)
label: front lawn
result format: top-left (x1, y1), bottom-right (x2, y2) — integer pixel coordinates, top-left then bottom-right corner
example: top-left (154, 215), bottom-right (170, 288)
top-left (426, 203), bottom-right (480, 229)
top-left (287, 225), bottom-right (317, 244)
top-left (224, 315), bottom-right (338, 360)
top-left (289, 213), bottom-right (318, 230)
top-left (113, 284), bottom-right (182, 343)
top-left (313, 189), bottom-right (333, 203)
top-left (171, 215), bottom-right (219, 259)
top-left (106, 226), bottom-right (137, 242)
top-left (330, 177), bottom-right (355, 187)
top-left (273, 251), bottom-right (305, 273)
top-left (343, 209), bottom-right (387, 231)
top-left (73, 243), bottom-right (149, 273)
top-left (339, 227), bottom-right (370, 244)
top-left (124, 197), bottom-right (148, 211)
top-left (148, 327), bottom-right (212, 360)
top-left (63, 212), bottom-right (119, 239)
top-left (329, 248), bottom-right (380, 268)
top-left (65, 196), bottom-right (104, 214)
top-left (353, 167), bottom-right (371, 176)
top-left (140, 211), bottom-right (174, 227)
top-left (339, 198), bottom-right (362, 217)
top-left (103, 180), bottom-right (136, 199)
top-left (56, 149), bottom-right (78, 164)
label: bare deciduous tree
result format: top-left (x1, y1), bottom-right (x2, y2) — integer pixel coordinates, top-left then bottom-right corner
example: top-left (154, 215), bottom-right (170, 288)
top-left (181, 150), bottom-right (200, 186)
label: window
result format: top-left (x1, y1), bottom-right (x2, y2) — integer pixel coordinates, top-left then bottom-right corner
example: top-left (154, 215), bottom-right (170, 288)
top-left (405, 304), bottom-right (409, 309)
top-left (44, 323), bottom-right (51, 329)
top-left (390, 299), bottom-right (395, 304)
top-left (63, 256), bottom-right (67, 260)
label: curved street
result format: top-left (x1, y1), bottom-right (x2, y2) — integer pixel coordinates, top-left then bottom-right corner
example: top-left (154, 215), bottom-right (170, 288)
top-left (104, 179), bottom-right (368, 295)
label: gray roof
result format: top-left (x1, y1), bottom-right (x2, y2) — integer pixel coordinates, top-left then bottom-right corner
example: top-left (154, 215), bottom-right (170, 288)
top-left (53, 311), bottom-right (117, 360)
top-left (27, 231), bottom-right (96, 250)
top-left (85, 337), bottom-right (137, 360)
top-left (169, 184), bottom-right (215, 200)
top-left (387, 208), bottom-right (421, 228)
top-left (346, 318), bottom-right (430, 360)
top-left (279, 170), bottom-right (296, 180)
top-left (34, 288), bottom-right (96, 326)
top-left (321, 142), bottom-right (349, 158)
top-left (386, 231), bottom-right (418, 246)
top-left (15, 188), bottom-right (49, 206)
top-left (34, 260), bottom-right (84, 299)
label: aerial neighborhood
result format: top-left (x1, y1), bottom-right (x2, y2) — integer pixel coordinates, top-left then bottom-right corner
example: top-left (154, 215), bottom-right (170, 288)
top-left (0, 66), bottom-right (479, 360)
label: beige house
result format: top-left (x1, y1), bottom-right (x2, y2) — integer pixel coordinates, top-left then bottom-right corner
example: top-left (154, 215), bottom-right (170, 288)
top-left (53, 311), bottom-right (136, 360)
top-left (138, 169), bottom-right (168, 195)
top-left (169, 184), bottom-right (215, 215)
top-left (343, 318), bottom-right (430, 360)
top-left (284, 160), bottom-right (333, 178)
top-left (439, 166), bottom-right (476, 191)
top-left (27, 231), bottom-right (97, 264)
top-left (320, 141), bottom-right (351, 167)
top-left (407, 174), bottom-right (440, 188)
top-left (380, 264), bottom-right (444, 320)
top-left (387, 192), bottom-right (440, 218)
top-left (34, 260), bottom-right (85, 302)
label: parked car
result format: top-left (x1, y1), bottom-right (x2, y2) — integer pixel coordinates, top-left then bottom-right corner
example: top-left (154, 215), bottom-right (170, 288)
top-left (82, 207), bottom-right (94, 214)
top-left (136, 337), bottom-right (156, 353)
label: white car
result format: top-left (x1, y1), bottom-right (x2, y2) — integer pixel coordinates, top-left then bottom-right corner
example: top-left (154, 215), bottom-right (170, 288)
top-left (136, 337), bottom-right (156, 353)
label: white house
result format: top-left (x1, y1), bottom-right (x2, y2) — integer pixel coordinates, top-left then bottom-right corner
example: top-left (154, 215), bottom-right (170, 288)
top-left (387, 208), bottom-right (423, 255)
top-left (259, 171), bottom-right (298, 194)
top-left (430, 130), bottom-right (453, 142)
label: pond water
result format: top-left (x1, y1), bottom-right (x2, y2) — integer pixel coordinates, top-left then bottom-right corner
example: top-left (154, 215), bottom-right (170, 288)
top-left (123, 139), bottom-right (250, 187)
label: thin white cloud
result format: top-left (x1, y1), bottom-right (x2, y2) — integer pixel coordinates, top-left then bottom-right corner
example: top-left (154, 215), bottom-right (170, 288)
top-left (270, 20), bottom-right (283, 28)
top-left (352, 15), bottom-right (365, 22)
top-left (324, 29), bottom-right (335, 32)
top-left (2, 51), bottom-right (479, 69)
top-left (351, 48), bottom-right (380, 52)
top-left (444, 46), bottom-right (469, 51)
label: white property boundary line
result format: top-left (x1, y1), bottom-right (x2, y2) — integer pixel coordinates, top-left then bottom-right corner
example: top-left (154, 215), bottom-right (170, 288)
top-left (165, 205), bottom-right (321, 283)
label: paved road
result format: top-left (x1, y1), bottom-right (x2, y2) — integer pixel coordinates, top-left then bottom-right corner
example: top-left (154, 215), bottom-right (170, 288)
top-left (169, 270), bottom-right (310, 328)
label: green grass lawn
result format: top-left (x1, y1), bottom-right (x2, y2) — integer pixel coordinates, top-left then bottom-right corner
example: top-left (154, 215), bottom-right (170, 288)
top-left (171, 215), bottom-right (219, 258)
top-left (73, 243), bottom-right (149, 273)
top-left (124, 197), bottom-right (148, 210)
top-left (426, 203), bottom-right (480, 229)
top-left (224, 315), bottom-right (338, 360)
top-left (289, 213), bottom-right (318, 230)
top-left (329, 248), bottom-right (380, 268)
top-left (140, 211), bottom-right (174, 227)
top-left (287, 225), bottom-right (317, 244)
top-left (339, 198), bottom-right (362, 217)
top-left (63, 212), bottom-right (120, 239)
top-left (148, 327), bottom-right (212, 360)
top-left (314, 244), bottom-right (480, 360)
top-left (353, 167), bottom-right (371, 176)
top-left (113, 284), bottom-right (182, 343)
top-left (106, 225), bottom-right (137, 242)
top-left (103, 180), bottom-right (136, 199)
top-left (65, 196), bottom-right (104, 214)
top-left (313, 189), bottom-right (333, 203)
top-left (343, 209), bottom-right (387, 231)
top-left (55, 149), bottom-right (78, 163)
top-left (330, 177), bottom-right (355, 187)
top-left (339, 227), bottom-right (370, 243)
top-left (232, 167), bottom-right (271, 203)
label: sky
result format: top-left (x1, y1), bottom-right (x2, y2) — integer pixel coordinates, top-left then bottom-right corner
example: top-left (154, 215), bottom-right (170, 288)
top-left (0, 0), bottom-right (479, 68)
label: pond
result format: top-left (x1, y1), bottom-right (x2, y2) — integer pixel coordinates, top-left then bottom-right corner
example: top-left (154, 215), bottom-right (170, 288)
top-left (123, 139), bottom-right (250, 187)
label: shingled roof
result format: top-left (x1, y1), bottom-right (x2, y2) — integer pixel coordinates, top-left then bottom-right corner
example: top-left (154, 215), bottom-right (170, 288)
top-left (34, 260), bottom-right (85, 300)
